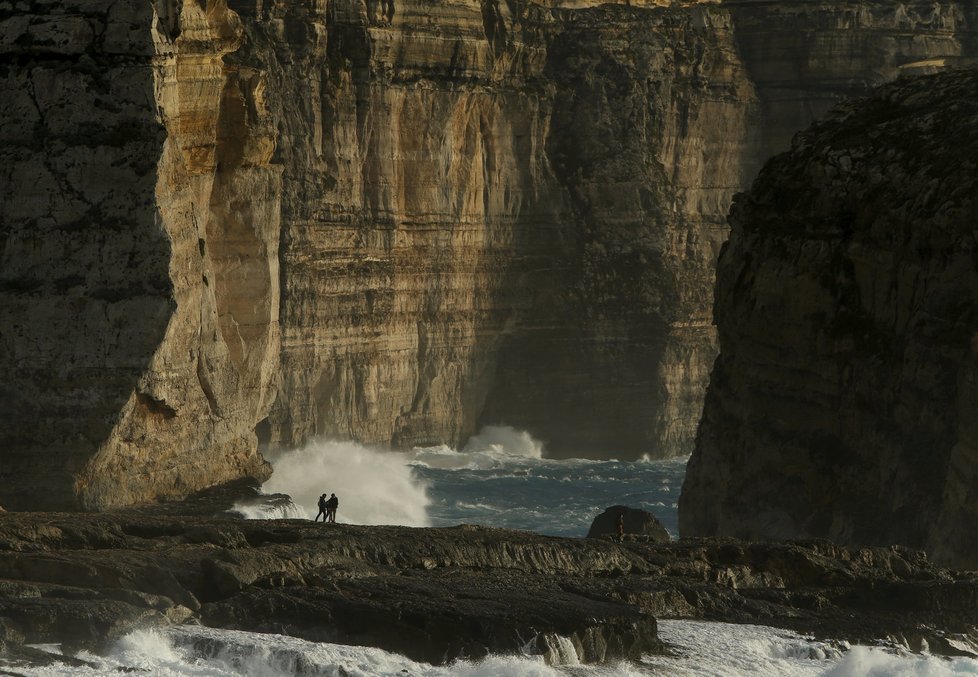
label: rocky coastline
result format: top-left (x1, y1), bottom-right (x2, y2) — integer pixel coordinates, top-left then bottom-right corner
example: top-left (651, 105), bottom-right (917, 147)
top-left (2, 488), bottom-right (978, 670)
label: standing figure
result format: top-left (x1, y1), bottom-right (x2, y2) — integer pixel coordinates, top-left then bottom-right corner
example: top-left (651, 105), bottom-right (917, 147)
top-left (326, 493), bottom-right (339, 523)
top-left (617, 512), bottom-right (625, 542)
top-left (315, 493), bottom-right (328, 523)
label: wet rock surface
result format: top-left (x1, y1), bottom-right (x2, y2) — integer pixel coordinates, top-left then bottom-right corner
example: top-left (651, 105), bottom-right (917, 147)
top-left (1, 499), bottom-right (978, 666)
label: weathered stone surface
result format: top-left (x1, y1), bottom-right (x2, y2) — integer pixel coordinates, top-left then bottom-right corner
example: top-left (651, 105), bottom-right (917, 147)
top-left (0, 1), bottom-right (174, 510)
top-left (222, 0), bottom-right (978, 463)
top-left (2, 505), bottom-right (978, 664)
top-left (2, 0), bottom-right (977, 511)
top-left (0, 0), bottom-right (276, 510)
top-left (587, 505), bottom-right (671, 542)
top-left (680, 68), bottom-right (978, 569)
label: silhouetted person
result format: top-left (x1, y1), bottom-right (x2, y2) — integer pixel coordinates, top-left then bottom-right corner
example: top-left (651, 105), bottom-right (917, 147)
top-left (617, 512), bottom-right (625, 542)
top-left (315, 493), bottom-right (328, 523)
top-left (326, 493), bottom-right (339, 523)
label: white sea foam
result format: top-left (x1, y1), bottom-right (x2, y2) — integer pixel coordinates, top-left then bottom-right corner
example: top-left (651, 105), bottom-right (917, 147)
top-left (254, 439), bottom-right (431, 526)
top-left (644, 621), bottom-right (978, 677)
top-left (228, 493), bottom-right (304, 520)
top-left (463, 425), bottom-right (544, 458)
top-left (9, 621), bottom-right (978, 676)
top-left (822, 646), bottom-right (978, 677)
top-left (7, 626), bottom-right (581, 677)
top-left (235, 426), bottom-right (546, 525)
top-left (644, 620), bottom-right (846, 676)
top-left (409, 425), bottom-right (545, 470)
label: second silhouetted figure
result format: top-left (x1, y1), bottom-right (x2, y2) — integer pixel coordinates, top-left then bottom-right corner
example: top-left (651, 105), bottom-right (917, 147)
top-left (325, 493), bottom-right (339, 523)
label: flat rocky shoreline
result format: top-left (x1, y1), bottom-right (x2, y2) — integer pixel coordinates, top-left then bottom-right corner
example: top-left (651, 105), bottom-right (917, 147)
top-left (1, 489), bottom-right (978, 669)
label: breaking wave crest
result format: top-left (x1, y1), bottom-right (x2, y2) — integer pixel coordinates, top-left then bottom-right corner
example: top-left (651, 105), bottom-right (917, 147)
top-left (10, 626), bottom-right (592, 676)
top-left (248, 440), bottom-right (431, 527)
top-left (409, 425), bottom-right (544, 470)
top-left (234, 426), bottom-right (545, 525)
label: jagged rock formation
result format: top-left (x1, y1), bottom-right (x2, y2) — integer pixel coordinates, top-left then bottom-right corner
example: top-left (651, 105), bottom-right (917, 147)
top-left (3, 498), bottom-right (978, 666)
top-left (1, 0), bottom-right (976, 509)
top-left (680, 68), bottom-right (978, 569)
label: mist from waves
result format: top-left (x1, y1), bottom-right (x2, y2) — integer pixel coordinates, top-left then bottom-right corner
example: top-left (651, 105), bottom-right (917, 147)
top-left (9, 622), bottom-right (978, 677)
top-left (237, 439), bottom-right (431, 526)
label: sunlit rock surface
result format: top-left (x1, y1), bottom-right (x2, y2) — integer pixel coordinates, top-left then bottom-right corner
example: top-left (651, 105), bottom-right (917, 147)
top-left (680, 68), bottom-right (978, 569)
top-left (0, 0), bottom-right (975, 509)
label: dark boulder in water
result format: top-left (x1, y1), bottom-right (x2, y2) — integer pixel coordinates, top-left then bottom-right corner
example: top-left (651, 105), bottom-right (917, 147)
top-left (587, 505), bottom-right (671, 542)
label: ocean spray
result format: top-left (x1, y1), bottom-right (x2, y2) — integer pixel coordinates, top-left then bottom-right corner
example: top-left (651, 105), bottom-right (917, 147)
top-left (258, 440), bottom-right (431, 526)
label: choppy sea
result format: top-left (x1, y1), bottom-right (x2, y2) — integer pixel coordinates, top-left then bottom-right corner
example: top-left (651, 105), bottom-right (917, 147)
top-left (6, 426), bottom-right (978, 676)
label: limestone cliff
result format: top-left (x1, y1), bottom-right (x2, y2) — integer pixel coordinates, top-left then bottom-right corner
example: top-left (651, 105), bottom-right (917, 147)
top-left (250, 0), bottom-right (978, 460)
top-left (249, 1), bottom-right (756, 458)
top-left (0, 0), bottom-right (276, 510)
top-left (680, 68), bottom-right (978, 568)
top-left (1, 0), bottom-right (976, 510)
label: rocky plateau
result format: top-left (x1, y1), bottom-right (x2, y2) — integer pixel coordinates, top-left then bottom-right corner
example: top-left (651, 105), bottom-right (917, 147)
top-left (2, 488), bottom-right (978, 669)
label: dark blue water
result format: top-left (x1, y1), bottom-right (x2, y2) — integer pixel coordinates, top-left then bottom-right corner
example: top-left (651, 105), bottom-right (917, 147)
top-left (410, 455), bottom-right (687, 538)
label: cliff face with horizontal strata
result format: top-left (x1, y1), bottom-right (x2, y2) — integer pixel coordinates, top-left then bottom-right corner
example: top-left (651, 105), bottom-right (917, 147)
top-left (680, 68), bottom-right (978, 568)
top-left (249, 1), bottom-right (757, 459)
top-left (0, 0), bottom-right (975, 509)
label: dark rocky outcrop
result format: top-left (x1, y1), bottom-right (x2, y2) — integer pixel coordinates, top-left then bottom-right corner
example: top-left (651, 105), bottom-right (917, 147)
top-left (587, 506), bottom-right (671, 542)
top-left (681, 67), bottom-right (978, 569)
top-left (2, 501), bottom-right (978, 666)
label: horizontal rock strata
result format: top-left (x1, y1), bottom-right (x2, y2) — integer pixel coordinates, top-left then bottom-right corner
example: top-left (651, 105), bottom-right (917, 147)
top-left (680, 67), bottom-right (978, 569)
top-left (2, 0), bottom-right (977, 509)
top-left (1, 502), bottom-right (978, 666)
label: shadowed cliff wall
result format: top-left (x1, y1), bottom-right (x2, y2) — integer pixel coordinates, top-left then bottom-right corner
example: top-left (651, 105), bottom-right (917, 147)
top-left (680, 68), bottom-right (978, 568)
top-left (0, 2), bottom-right (173, 509)
top-left (0, 0), bottom-right (276, 510)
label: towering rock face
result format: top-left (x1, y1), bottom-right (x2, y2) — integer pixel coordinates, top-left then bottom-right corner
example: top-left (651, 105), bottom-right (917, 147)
top-left (0, 0), bottom-right (975, 509)
top-left (0, 1), bottom-right (174, 510)
top-left (680, 68), bottom-right (978, 568)
top-left (249, 1), bottom-right (757, 458)
top-left (0, 0), bottom-right (276, 510)
top-left (481, 6), bottom-right (754, 458)
top-left (79, 0), bottom-right (281, 510)
top-left (250, 0), bottom-right (978, 460)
